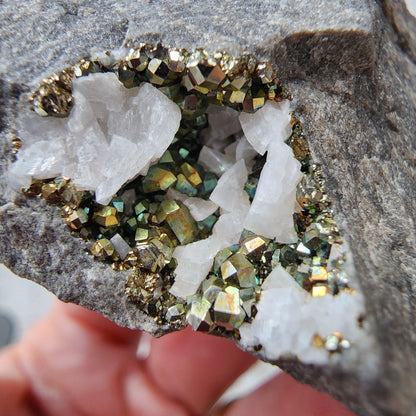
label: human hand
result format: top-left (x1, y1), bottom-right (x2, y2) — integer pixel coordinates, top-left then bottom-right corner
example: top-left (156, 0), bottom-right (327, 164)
top-left (0, 301), bottom-right (357, 416)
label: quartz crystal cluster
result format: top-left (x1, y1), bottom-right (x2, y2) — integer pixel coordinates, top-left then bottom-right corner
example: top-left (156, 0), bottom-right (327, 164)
top-left (10, 74), bottom-right (181, 205)
top-left (11, 43), bottom-right (366, 363)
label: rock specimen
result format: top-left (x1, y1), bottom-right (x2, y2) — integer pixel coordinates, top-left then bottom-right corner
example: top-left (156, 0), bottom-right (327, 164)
top-left (0, 1), bottom-right (415, 416)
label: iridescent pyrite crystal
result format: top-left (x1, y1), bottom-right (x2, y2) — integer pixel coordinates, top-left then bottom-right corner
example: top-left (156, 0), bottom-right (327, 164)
top-left (19, 43), bottom-right (352, 351)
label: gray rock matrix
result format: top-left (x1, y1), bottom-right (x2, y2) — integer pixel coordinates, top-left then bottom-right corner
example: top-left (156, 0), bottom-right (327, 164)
top-left (0, 1), bottom-right (415, 415)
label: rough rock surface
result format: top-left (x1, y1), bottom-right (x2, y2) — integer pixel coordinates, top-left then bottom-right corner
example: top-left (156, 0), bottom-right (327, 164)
top-left (1, 1), bottom-right (415, 415)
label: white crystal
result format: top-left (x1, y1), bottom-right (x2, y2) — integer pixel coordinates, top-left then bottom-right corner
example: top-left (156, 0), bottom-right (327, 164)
top-left (95, 135), bottom-right (147, 204)
top-left (181, 197), bottom-right (218, 221)
top-left (170, 205), bottom-right (249, 300)
top-left (239, 100), bottom-right (292, 155)
top-left (242, 105), bottom-right (302, 243)
top-left (107, 82), bottom-right (179, 162)
top-left (164, 188), bottom-right (188, 202)
top-left (73, 72), bottom-right (127, 113)
top-left (12, 73), bottom-right (181, 205)
top-left (170, 235), bottom-right (225, 299)
top-left (171, 187), bottom-right (250, 300)
top-left (239, 266), bottom-right (376, 373)
top-left (89, 47), bottom-right (130, 70)
top-left (198, 146), bottom-right (234, 177)
top-left (261, 265), bottom-right (308, 293)
top-left (200, 104), bottom-right (241, 151)
top-left (170, 160), bottom-right (251, 299)
top-left (9, 139), bottom-right (66, 187)
top-left (209, 159), bottom-right (250, 213)
top-left (165, 189), bottom-right (218, 221)
top-left (212, 210), bottom-right (247, 246)
top-left (110, 233), bottom-right (131, 260)
top-left (17, 109), bottom-right (68, 145)
top-left (223, 140), bottom-right (238, 159)
top-left (235, 136), bottom-right (257, 167)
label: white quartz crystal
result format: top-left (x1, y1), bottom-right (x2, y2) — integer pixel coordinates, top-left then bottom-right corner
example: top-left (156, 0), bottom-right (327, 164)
top-left (165, 188), bottom-right (218, 221)
top-left (244, 139), bottom-right (303, 243)
top-left (89, 47), bottom-right (130, 70)
top-left (10, 73), bottom-right (181, 205)
top-left (169, 236), bottom-right (224, 299)
top-left (164, 188), bottom-right (188, 203)
top-left (198, 135), bottom-right (257, 177)
top-left (235, 136), bottom-right (258, 168)
top-left (239, 100), bottom-right (292, 155)
top-left (181, 198), bottom-right (218, 222)
top-left (239, 266), bottom-right (375, 371)
top-left (200, 104), bottom-right (241, 151)
top-left (198, 146), bottom-right (234, 177)
top-left (9, 138), bottom-right (67, 190)
top-left (212, 210), bottom-right (247, 246)
top-left (223, 140), bottom-right (238, 158)
top-left (209, 159), bottom-right (250, 214)
top-left (170, 208), bottom-right (249, 300)
top-left (241, 100), bottom-right (302, 243)
top-left (165, 188), bottom-right (218, 222)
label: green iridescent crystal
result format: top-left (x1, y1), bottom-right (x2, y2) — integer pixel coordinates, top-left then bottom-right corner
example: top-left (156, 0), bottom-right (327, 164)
top-left (64, 208), bottom-right (89, 230)
top-left (142, 166), bottom-right (177, 193)
top-left (93, 206), bottom-right (119, 227)
top-left (90, 238), bottom-right (115, 260)
top-left (163, 201), bottom-right (199, 245)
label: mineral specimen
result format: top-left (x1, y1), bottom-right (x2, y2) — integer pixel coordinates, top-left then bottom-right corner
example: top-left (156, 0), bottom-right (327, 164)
top-left (8, 45), bottom-right (363, 367)
top-left (2, 2), bottom-right (415, 415)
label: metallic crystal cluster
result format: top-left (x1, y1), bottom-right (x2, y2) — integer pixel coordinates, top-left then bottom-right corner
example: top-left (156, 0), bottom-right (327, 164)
top-left (187, 232), bottom-right (270, 333)
top-left (29, 59), bottom-right (105, 117)
top-left (21, 44), bottom-right (352, 347)
top-left (29, 69), bottom-right (75, 117)
top-left (30, 44), bottom-right (289, 120)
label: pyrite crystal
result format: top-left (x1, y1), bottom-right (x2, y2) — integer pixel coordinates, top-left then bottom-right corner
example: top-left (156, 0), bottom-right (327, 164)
top-left (1, 2), bottom-right (416, 416)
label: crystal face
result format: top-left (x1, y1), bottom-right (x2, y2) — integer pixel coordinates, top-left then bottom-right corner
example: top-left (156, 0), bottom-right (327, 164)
top-left (13, 43), bottom-right (365, 360)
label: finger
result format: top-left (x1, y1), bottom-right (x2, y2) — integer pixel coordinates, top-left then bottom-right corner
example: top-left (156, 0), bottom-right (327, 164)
top-left (145, 327), bottom-right (257, 415)
top-left (7, 301), bottom-right (188, 416)
top-left (222, 372), bottom-right (358, 416)
top-left (52, 301), bottom-right (141, 346)
top-left (0, 346), bottom-right (39, 416)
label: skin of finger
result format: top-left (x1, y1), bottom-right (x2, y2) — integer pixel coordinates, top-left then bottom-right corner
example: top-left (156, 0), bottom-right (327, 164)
top-left (222, 372), bottom-right (358, 416)
top-left (0, 302), bottom-right (358, 416)
top-left (5, 301), bottom-right (190, 416)
top-left (0, 346), bottom-right (38, 416)
top-left (58, 302), bottom-right (141, 347)
top-left (145, 327), bottom-right (257, 415)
